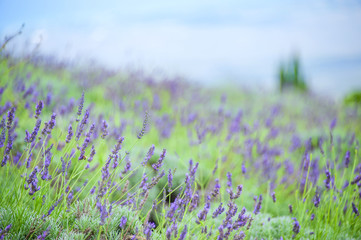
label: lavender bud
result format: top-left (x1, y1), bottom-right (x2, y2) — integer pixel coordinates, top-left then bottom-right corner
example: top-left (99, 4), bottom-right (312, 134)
top-left (137, 111), bottom-right (149, 139)
top-left (65, 124), bottom-right (73, 143)
top-left (76, 91), bottom-right (84, 121)
top-left (34, 100), bottom-right (44, 119)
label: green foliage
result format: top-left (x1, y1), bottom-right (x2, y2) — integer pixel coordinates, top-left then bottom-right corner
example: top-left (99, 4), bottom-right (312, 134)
top-left (279, 54), bottom-right (307, 92)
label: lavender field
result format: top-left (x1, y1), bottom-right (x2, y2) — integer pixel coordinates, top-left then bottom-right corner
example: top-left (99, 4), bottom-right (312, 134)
top-left (0, 48), bottom-right (361, 240)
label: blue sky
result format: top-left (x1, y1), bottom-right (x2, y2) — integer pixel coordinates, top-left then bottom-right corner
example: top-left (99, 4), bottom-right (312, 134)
top-left (1, 0), bottom-right (361, 98)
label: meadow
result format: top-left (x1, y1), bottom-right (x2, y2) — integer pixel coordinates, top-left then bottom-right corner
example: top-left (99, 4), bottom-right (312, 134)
top-left (0, 49), bottom-right (360, 239)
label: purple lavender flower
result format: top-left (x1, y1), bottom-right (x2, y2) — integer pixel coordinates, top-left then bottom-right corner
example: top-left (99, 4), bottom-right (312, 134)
top-left (41, 151), bottom-right (52, 181)
top-left (67, 191), bottom-right (73, 208)
top-left (90, 186), bottom-right (96, 194)
top-left (168, 169), bottom-right (173, 190)
top-left (292, 218), bottom-right (300, 235)
top-left (0, 117), bottom-right (5, 148)
top-left (310, 213), bottom-right (315, 221)
top-left (112, 154), bottom-right (119, 169)
top-left (112, 136), bottom-right (125, 157)
top-left (352, 202), bottom-right (359, 216)
top-left (178, 225), bottom-right (187, 240)
top-left (313, 192), bottom-right (320, 208)
top-left (25, 166), bottom-right (41, 195)
top-left (226, 172), bottom-right (232, 188)
top-left (212, 203), bottom-right (225, 218)
top-left (26, 153), bottom-right (33, 169)
top-left (37, 226), bottom-right (50, 239)
top-left (330, 117), bottom-right (337, 131)
top-left (152, 149), bottom-right (166, 171)
top-left (344, 151), bottom-right (350, 168)
top-left (88, 145), bottom-right (96, 162)
top-left (271, 192), bottom-right (276, 203)
top-left (101, 120), bottom-right (108, 139)
top-left (65, 124), bottom-right (73, 143)
top-left (47, 113), bottom-right (56, 134)
top-left (289, 204), bottom-right (293, 214)
top-left (26, 119), bottom-right (41, 143)
top-left (196, 196), bottom-right (211, 224)
top-left (142, 144), bottom-right (155, 166)
top-left (0, 224), bottom-right (12, 238)
top-left (34, 100), bottom-right (43, 119)
top-left (351, 175), bottom-right (361, 185)
top-left (324, 169), bottom-right (331, 189)
top-left (6, 107), bottom-right (16, 129)
top-left (144, 222), bottom-right (156, 240)
top-left (137, 111), bottom-right (149, 139)
top-left (211, 179), bottom-right (221, 198)
top-left (76, 91), bottom-right (85, 121)
top-left (42, 194), bottom-right (63, 219)
top-left (229, 184), bottom-right (243, 200)
top-left (119, 216), bottom-right (127, 228)
top-left (253, 194), bottom-right (263, 215)
top-left (76, 110), bottom-right (89, 140)
top-left (241, 162), bottom-right (247, 174)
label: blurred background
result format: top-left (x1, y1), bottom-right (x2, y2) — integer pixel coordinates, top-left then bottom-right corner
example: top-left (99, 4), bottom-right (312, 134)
top-left (1, 0), bottom-right (361, 99)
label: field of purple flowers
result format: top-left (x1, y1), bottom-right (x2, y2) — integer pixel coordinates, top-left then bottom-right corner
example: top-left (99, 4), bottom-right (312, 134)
top-left (0, 51), bottom-right (360, 239)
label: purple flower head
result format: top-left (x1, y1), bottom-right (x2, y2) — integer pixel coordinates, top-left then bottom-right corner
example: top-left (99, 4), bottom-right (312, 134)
top-left (292, 218), bottom-right (300, 235)
top-left (310, 213), bottom-right (315, 221)
top-left (242, 162), bottom-right (247, 174)
top-left (25, 166), bottom-right (41, 195)
top-left (212, 203), bottom-right (225, 218)
top-left (344, 151), bottom-right (351, 168)
top-left (253, 194), bottom-right (263, 215)
top-left (76, 110), bottom-right (89, 140)
top-left (76, 91), bottom-right (85, 121)
top-left (112, 136), bottom-right (124, 157)
top-left (41, 151), bottom-right (52, 181)
top-left (152, 149), bottom-right (166, 171)
top-left (101, 120), bottom-right (108, 139)
top-left (330, 117), bottom-right (337, 131)
top-left (119, 216), bottom-right (127, 228)
top-left (313, 192), bottom-right (320, 208)
top-left (137, 111), bottom-right (149, 139)
top-left (179, 225), bottom-right (187, 240)
top-left (0, 117), bottom-right (6, 148)
top-left (6, 107), bottom-right (16, 130)
top-left (36, 226), bottom-right (50, 240)
top-left (211, 179), bottom-right (221, 198)
top-left (0, 224), bottom-right (12, 238)
top-left (229, 184), bottom-right (243, 200)
top-left (142, 144), bottom-right (155, 166)
top-left (90, 186), bottom-right (96, 194)
top-left (35, 100), bottom-right (44, 119)
top-left (324, 169), bottom-right (331, 189)
top-left (271, 192), bottom-right (276, 203)
top-left (65, 124), bottom-right (73, 143)
top-left (26, 153), bottom-right (33, 169)
top-left (168, 169), bottom-right (173, 190)
top-left (352, 202), bottom-right (359, 216)
top-left (351, 175), bottom-right (361, 185)
top-left (88, 145), bottom-right (96, 162)
top-left (144, 222), bottom-right (156, 240)
top-left (28, 119), bottom-right (41, 143)
top-left (47, 113), bottom-right (56, 134)
top-left (289, 204), bottom-right (293, 214)
top-left (226, 172), bottom-right (232, 188)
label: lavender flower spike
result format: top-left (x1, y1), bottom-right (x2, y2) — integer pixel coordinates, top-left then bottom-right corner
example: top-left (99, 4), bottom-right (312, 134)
top-left (152, 149), bottom-right (166, 171)
top-left (142, 144), bottom-right (155, 166)
top-left (137, 111), bottom-right (149, 139)
top-left (34, 100), bottom-right (44, 119)
top-left (76, 91), bottom-right (85, 121)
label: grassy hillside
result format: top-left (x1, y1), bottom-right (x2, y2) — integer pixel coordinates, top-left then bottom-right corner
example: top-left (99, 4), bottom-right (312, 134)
top-left (0, 53), bottom-right (360, 239)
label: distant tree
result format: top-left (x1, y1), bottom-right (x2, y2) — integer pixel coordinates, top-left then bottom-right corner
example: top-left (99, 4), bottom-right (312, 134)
top-left (278, 54), bottom-right (307, 92)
